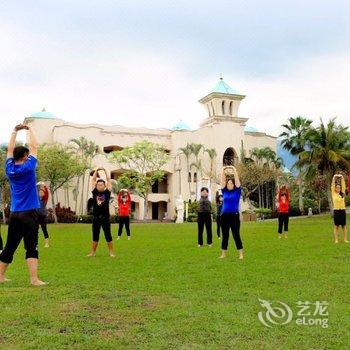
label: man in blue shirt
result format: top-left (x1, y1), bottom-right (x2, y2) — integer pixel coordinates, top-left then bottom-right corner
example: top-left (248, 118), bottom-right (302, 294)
top-left (0, 123), bottom-right (47, 286)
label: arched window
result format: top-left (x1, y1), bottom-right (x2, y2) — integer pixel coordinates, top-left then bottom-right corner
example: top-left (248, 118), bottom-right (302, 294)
top-left (194, 172), bottom-right (197, 183)
top-left (229, 101), bottom-right (233, 115)
top-left (188, 172), bottom-right (192, 183)
top-left (221, 100), bottom-right (225, 115)
top-left (223, 147), bottom-right (239, 166)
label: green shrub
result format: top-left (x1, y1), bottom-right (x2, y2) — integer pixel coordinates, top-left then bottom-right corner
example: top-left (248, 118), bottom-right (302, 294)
top-left (254, 208), bottom-right (272, 219)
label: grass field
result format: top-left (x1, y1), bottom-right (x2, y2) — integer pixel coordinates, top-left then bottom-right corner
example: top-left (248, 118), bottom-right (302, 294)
top-left (0, 215), bottom-right (349, 349)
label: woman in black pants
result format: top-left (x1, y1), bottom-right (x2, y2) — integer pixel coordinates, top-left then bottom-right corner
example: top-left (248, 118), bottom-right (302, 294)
top-left (38, 188), bottom-right (50, 247)
top-left (219, 166), bottom-right (243, 260)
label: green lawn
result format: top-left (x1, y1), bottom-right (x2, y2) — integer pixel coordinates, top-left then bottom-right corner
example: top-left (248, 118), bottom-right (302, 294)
top-left (0, 215), bottom-right (349, 349)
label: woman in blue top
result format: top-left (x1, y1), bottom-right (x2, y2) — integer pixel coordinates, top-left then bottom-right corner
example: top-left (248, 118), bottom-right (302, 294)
top-left (219, 166), bottom-right (243, 260)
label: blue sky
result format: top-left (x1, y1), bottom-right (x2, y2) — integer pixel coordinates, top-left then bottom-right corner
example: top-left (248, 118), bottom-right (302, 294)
top-left (1, 0), bottom-right (350, 142)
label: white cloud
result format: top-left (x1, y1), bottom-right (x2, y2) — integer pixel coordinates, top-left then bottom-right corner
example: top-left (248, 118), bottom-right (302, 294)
top-left (237, 52), bottom-right (350, 136)
top-left (0, 19), bottom-right (349, 145)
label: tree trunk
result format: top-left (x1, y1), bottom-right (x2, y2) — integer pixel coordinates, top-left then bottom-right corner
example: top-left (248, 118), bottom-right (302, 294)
top-left (80, 172), bottom-right (86, 215)
top-left (143, 195), bottom-right (148, 221)
top-left (50, 186), bottom-right (58, 223)
top-left (74, 176), bottom-right (80, 213)
top-left (326, 175), bottom-right (334, 216)
top-left (258, 186), bottom-right (261, 208)
top-left (298, 173), bottom-right (304, 215)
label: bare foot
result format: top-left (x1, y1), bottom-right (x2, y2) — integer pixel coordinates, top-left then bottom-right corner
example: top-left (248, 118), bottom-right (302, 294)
top-left (334, 240), bottom-right (339, 244)
top-left (31, 279), bottom-right (48, 286)
top-left (87, 252), bottom-right (96, 257)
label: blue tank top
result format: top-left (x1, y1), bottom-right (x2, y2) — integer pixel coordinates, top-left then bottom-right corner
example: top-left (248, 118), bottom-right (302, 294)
top-left (221, 187), bottom-right (241, 214)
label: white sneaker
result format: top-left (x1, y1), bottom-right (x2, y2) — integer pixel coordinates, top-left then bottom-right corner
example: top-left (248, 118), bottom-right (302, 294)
top-left (127, 236), bottom-right (131, 240)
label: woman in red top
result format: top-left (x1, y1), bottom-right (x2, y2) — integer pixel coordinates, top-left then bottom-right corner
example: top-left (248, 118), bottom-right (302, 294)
top-left (117, 189), bottom-right (132, 240)
top-left (276, 185), bottom-right (290, 239)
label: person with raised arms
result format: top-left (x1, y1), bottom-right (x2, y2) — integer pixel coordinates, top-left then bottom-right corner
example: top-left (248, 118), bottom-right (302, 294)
top-left (117, 189), bottom-right (132, 240)
top-left (219, 166), bottom-right (244, 260)
top-left (332, 173), bottom-right (348, 244)
top-left (0, 123), bottom-right (47, 285)
top-left (276, 184), bottom-right (290, 239)
top-left (37, 182), bottom-right (50, 247)
top-left (87, 167), bottom-right (115, 257)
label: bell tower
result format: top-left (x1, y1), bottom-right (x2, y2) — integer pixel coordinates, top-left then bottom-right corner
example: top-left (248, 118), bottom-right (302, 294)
top-left (198, 76), bottom-right (247, 127)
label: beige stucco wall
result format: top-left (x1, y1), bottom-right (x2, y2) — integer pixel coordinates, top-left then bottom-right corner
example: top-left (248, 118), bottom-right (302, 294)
top-left (24, 87), bottom-right (277, 220)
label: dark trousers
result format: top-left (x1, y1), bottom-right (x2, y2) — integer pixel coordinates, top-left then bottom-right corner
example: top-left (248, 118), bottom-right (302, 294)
top-left (278, 213), bottom-right (289, 233)
top-left (38, 215), bottom-right (49, 239)
top-left (118, 216), bottom-right (131, 236)
top-left (0, 210), bottom-right (39, 264)
top-left (216, 215), bottom-right (222, 237)
top-left (221, 212), bottom-right (243, 250)
top-left (92, 216), bottom-right (112, 243)
top-left (197, 212), bottom-right (212, 245)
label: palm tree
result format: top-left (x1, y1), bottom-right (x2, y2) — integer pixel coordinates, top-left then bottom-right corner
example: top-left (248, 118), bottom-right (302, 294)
top-left (280, 116), bottom-right (313, 214)
top-left (297, 118), bottom-right (350, 213)
top-left (250, 148), bottom-right (266, 206)
top-left (205, 148), bottom-right (217, 192)
top-left (69, 137), bottom-right (100, 215)
top-left (179, 144), bottom-right (193, 200)
top-left (190, 144), bottom-right (204, 198)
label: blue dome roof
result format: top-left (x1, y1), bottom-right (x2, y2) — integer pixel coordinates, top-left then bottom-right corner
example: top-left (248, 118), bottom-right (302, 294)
top-left (244, 125), bottom-right (259, 132)
top-left (172, 120), bottom-right (191, 131)
top-left (211, 77), bottom-right (240, 95)
top-left (30, 108), bottom-right (55, 119)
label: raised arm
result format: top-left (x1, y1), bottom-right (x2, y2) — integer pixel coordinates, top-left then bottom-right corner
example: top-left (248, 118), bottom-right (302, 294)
top-left (331, 175), bottom-right (337, 194)
top-left (91, 168), bottom-right (99, 189)
top-left (7, 124), bottom-right (24, 159)
top-left (26, 125), bottom-right (38, 157)
top-left (220, 167), bottom-right (227, 189)
top-left (232, 166), bottom-right (241, 188)
top-left (341, 176), bottom-right (346, 193)
top-left (101, 168), bottom-right (112, 191)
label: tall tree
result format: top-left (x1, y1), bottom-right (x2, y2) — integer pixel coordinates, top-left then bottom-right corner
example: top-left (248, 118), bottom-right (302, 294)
top-left (37, 144), bottom-right (86, 222)
top-left (109, 140), bottom-right (169, 220)
top-left (297, 118), bottom-right (350, 212)
top-left (204, 148), bottom-right (217, 194)
top-left (190, 143), bottom-right (204, 197)
top-left (279, 116), bottom-right (313, 214)
top-left (179, 144), bottom-right (193, 199)
top-left (69, 137), bottom-right (100, 214)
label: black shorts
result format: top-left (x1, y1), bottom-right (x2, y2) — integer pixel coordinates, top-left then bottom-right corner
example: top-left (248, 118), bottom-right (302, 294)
top-left (333, 209), bottom-right (346, 227)
top-left (0, 210), bottom-right (39, 264)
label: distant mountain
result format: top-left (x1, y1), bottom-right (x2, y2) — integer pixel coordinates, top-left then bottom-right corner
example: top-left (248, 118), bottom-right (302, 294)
top-left (277, 138), bottom-right (298, 175)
